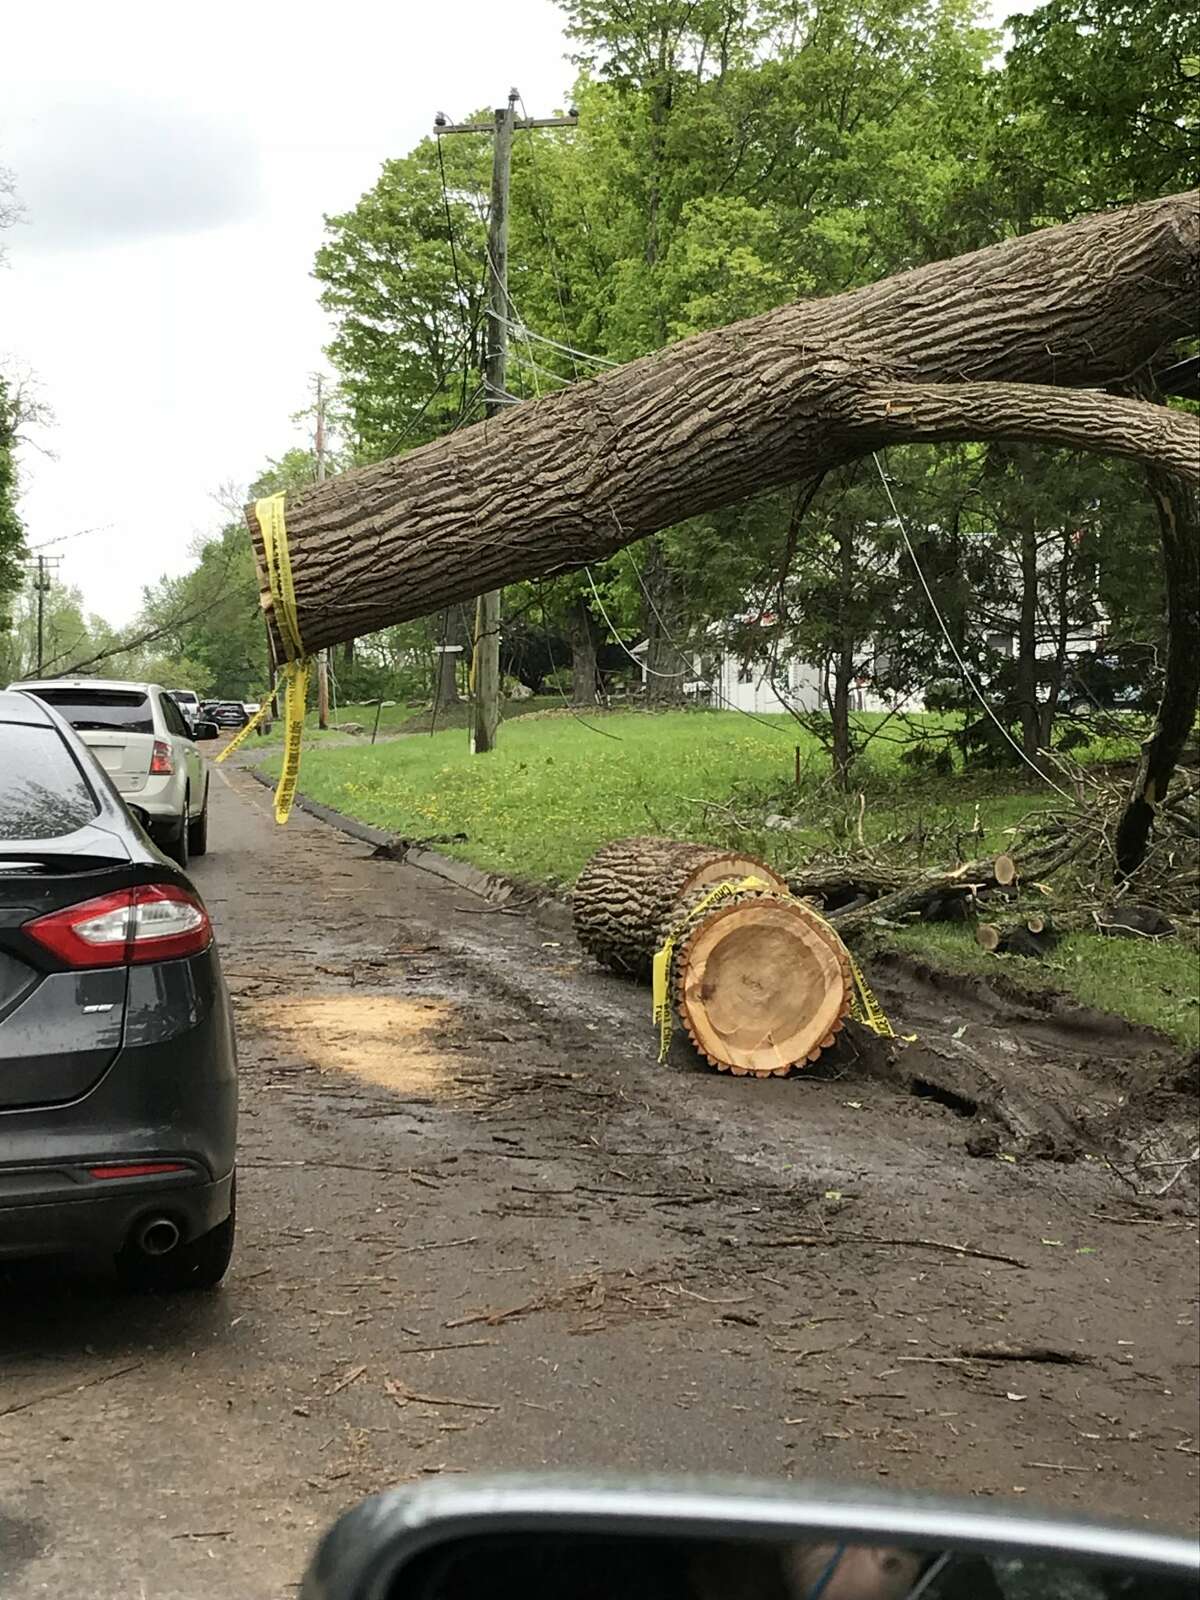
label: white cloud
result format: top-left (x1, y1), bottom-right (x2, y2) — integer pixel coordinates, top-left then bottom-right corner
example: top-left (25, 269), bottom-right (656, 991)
top-left (2, 0), bottom-right (572, 629)
top-left (6, 97), bottom-right (261, 251)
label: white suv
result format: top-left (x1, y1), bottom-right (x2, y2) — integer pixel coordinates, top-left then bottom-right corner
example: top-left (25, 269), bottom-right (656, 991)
top-left (9, 678), bottom-right (216, 867)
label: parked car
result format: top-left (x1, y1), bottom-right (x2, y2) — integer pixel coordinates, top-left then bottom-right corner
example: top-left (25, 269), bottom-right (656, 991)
top-left (1065, 644), bottom-right (1163, 716)
top-left (0, 689), bottom-right (237, 1289)
top-left (8, 677), bottom-right (217, 868)
top-left (204, 700), bottom-right (251, 729)
top-left (165, 686), bottom-right (202, 729)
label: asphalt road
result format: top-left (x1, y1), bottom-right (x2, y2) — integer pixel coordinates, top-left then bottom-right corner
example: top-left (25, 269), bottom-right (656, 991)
top-left (1, 760), bottom-right (1196, 1598)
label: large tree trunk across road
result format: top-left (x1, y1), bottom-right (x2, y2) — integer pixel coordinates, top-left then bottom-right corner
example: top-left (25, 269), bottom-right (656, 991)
top-left (248, 191), bottom-right (1199, 660)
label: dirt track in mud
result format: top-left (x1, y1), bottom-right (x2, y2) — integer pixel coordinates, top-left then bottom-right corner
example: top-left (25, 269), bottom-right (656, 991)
top-left (1, 760), bottom-right (1196, 1599)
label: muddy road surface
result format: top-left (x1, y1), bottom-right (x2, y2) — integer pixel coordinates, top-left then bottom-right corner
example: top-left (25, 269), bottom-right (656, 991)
top-left (1, 761), bottom-right (1196, 1598)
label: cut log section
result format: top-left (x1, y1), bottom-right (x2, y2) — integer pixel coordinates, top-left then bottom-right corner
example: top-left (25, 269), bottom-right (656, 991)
top-left (572, 836), bottom-right (787, 977)
top-left (672, 892), bottom-right (854, 1077)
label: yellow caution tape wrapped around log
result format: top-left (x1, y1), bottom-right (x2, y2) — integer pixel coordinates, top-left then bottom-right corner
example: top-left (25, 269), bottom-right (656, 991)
top-left (652, 876), bottom-right (770, 1062)
top-left (251, 492), bottom-right (309, 824)
top-left (651, 877), bottom-right (907, 1064)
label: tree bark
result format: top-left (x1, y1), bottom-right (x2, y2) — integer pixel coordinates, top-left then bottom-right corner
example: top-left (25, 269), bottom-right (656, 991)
top-left (640, 541), bottom-right (688, 705)
top-left (1114, 468), bottom-right (1200, 876)
top-left (565, 597), bottom-right (601, 706)
top-left (572, 836), bottom-right (787, 977)
top-left (431, 610), bottom-right (461, 708)
top-left (248, 192), bottom-right (1200, 657)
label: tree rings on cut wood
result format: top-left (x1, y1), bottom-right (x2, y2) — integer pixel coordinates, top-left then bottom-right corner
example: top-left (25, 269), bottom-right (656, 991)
top-left (993, 852), bottom-right (1018, 886)
top-left (674, 892), bottom-right (853, 1078)
top-left (572, 836), bottom-right (787, 977)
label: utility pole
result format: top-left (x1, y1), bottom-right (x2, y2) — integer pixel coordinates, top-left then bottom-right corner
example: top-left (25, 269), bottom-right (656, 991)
top-left (437, 93), bottom-right (578, 753)
top-left (36, 555), bottom-right (46, 676)
top-left (314, 374), bottom-right (331, 730)
top-left (20, 554), bottom-right (61, 676)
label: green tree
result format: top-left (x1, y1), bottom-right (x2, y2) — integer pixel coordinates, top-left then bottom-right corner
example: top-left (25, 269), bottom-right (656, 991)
top-left (1000, 0), bottom-right (1199, 216)
top-left (0, 379), bottom-right (24, 641)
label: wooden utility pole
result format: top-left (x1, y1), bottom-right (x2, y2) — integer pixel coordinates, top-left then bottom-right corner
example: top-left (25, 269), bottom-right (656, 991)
top-left (315, 374), bottom-right (331, 730)
top-left (36, 555), bottom-right (47, 676)
top-left (20, 554), bottom-right (61, 676)
top-left (438, 93), bottom-right (578, 753)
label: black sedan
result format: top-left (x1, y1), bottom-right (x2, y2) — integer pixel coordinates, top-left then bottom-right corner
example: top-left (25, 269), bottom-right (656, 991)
top-left (202, 700), bottom-right (250, 729)
top-left (0, 689), bottom-right (237, 1289)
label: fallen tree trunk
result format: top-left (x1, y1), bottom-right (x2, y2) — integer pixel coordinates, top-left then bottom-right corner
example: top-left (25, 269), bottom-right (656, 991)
top-left (572, 836), bottom-right (786, 976)
top-left (248, 193), bottom-right (1199, 657)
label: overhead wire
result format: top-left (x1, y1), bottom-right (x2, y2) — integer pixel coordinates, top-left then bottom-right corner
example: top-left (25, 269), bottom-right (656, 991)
top-left (871, 450), bottom-right (1075, 801)
top-left (516, 92), bottom-right (581, 381)
top-left (536, 583), bottom-right (624, 741)
top-left (619, 549), bottom-right (796, 735)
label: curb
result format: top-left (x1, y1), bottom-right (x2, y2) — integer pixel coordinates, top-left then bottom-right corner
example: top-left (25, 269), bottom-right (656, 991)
top-left (243, 767), bottom-right (575, 937)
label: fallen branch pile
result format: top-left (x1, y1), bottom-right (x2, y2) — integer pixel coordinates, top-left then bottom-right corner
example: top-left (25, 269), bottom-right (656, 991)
top-left (791, 771), bottom-right (1199, 946)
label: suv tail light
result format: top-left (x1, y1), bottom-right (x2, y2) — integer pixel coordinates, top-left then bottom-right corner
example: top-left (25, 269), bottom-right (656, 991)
top-left (24, 884), bottom-right (212, 968)
top-left (149, 740), bottom-right (174, 775)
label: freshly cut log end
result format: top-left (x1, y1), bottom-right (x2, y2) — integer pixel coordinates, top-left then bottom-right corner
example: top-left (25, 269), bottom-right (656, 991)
top-left (674, 893), bottom-right (853, 1078)
top-left (976, 922), bottom-right (1002, 952)
top-left (993, 852), bottom-right (1018, 887)
top-left (572, 836), bottom-right (787, 976)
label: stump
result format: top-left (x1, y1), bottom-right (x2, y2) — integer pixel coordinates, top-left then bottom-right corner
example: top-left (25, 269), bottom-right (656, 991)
top-left (671, 890), bottom-right (853, 1077)
top-left (572, 836), bottom-right (787, 977)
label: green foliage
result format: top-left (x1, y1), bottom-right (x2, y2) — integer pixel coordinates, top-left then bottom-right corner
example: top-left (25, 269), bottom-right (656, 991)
top-left (1001, 0), bottom-right (1199, 213)
top-left (0, 379), bottom-right (23, 637)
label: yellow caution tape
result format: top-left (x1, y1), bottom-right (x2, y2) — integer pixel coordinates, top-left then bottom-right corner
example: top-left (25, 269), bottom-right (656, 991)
top-left (274, 658), bottom-right (310, 824)
top-left (214, 685), bottom-right (280, 764)
top-left (802, 902), bottom-right (907, 1041)
top-left (845, 949), bottom-right (896, 1038)
top-left (256, 493), bottom-right (303, 662)
top-left (252, 494), bottom-right (310, 823)
top-left (650, 877), bottom-right (908, 1062)
top-left (652, 876), bottom-right (769, 1062)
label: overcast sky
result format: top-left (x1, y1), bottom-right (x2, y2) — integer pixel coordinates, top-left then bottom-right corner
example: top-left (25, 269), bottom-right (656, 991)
top-left (3, 0), bottom-right (1026, 630)
top-left (1, 0), bottom-right (574, 624)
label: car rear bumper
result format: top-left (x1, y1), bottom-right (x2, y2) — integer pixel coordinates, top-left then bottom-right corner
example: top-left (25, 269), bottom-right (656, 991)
top-left (0, 1167), bottom-right (233, 1259)
top-left (0, 948), bottom-right (237, 1259)
top-left (128, 773), bottom-right (188, 828)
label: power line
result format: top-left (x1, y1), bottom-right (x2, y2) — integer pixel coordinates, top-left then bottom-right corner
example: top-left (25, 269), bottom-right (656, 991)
top-left (378, 305), bottom-right (488, 459)
top-left (536, 584), bottom-right (623, 741)
top-left (516, 92), bottom-right (581, 381)
top-left (27, 522), bottom-right (114, 552)
top-left (871, 450), bottom-right (1074, 801)
top-left (619, 549), bottom-right (796, 735)
top-left (492, 311), bottom-right (619, 368)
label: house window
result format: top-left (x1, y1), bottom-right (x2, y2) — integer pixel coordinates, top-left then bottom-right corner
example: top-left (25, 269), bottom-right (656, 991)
top-left (986, 633), bottom-right (1014, 658)
top-left (737, 662), bottom-right (754, 684)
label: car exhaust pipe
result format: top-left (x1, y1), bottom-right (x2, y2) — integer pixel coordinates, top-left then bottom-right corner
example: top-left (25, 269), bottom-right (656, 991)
top-left (136, 1216), bottom-right (181, 1257)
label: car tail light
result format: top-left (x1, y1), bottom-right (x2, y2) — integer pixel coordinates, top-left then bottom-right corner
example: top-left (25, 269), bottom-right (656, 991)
top-left (24, 884), bottom-right (212, 968)
top-left (88, 1162), bottom-right (187, 1179)
top-left (149, 739), bottom-right (174, 775)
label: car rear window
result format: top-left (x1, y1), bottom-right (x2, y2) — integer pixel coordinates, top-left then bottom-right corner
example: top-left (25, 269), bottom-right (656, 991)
top-left (31, 688), bottom-right (154, 735)
top-left (0, 724), bottom-right (99, 839)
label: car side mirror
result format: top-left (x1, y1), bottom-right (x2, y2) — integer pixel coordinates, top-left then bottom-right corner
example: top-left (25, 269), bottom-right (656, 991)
top-left (193, 720), bottom-right (220, 741)
top-left (299, 1477), bottom-right (1198, 1600)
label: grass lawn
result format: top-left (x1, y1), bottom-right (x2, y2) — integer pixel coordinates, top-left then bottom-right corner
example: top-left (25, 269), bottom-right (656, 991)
top-left (261, 707), bottom-right (1193, 1045)
top-left (886, 924), bottom-right (1199, 1049)
top-left (265, 708), bottom-right (1134, 884)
